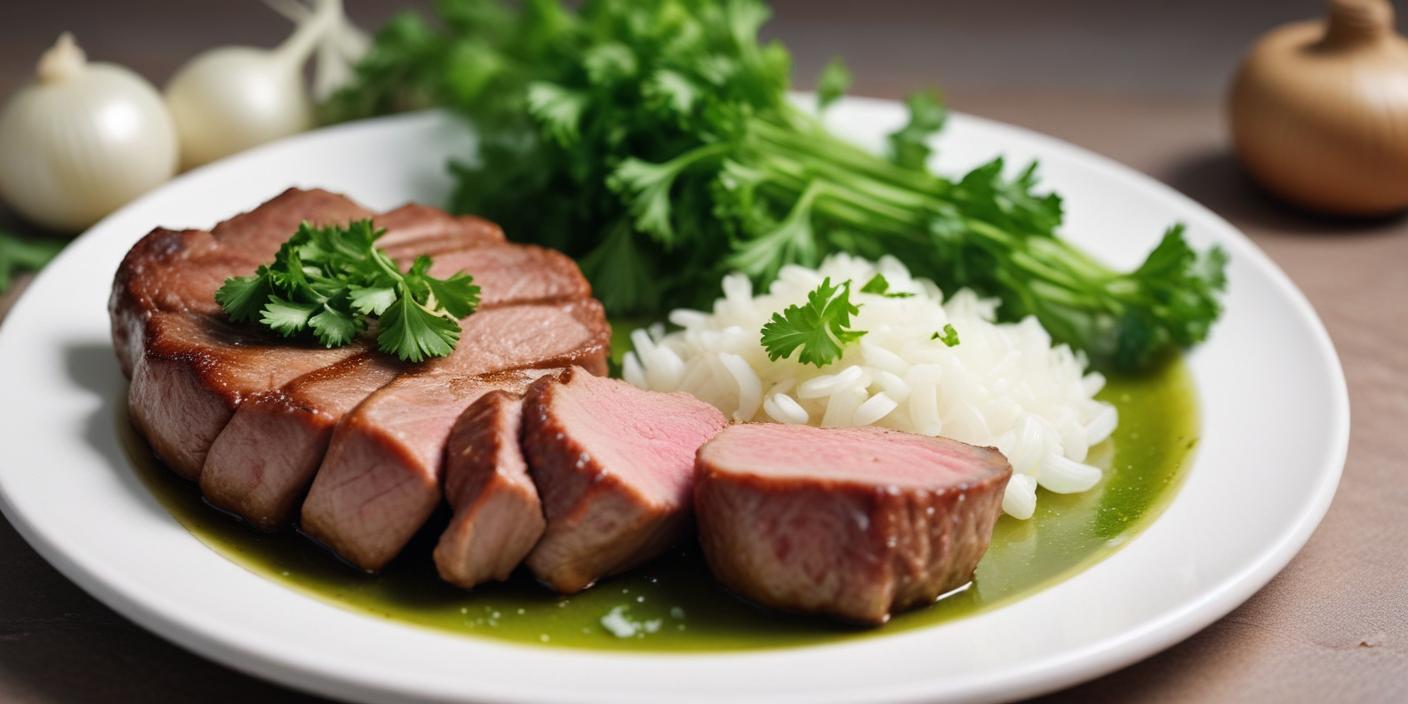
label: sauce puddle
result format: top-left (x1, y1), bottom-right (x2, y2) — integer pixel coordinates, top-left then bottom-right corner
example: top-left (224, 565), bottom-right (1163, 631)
top-left (120, 360), bottom-right (1197, 651)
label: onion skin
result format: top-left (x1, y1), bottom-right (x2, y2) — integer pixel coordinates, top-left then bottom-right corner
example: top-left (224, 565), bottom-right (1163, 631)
top-left (0, 36), bottom-right (177, 233)
top-left (1230, 0), bottom-right (1408, 216)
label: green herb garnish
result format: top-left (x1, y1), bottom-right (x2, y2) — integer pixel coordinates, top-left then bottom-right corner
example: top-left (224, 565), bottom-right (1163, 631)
top-left (324, 0), bottom-right (1227, 371)
top-left (760, 277), bottom-right (865, 367)
top-left (859, 273), bottom-right (914, 298)
top-left (932, 324), bottom-right (960, 347)
top-left (0, 230), bottom-right (65, 294)
top-left (816, 58), bottom-right (851, 111)
top-left (215, 220), bottom-right (480, 362)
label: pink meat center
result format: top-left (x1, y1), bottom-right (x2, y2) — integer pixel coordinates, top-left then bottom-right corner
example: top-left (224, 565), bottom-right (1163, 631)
top-left (703, 424), bottom-right (997, 488)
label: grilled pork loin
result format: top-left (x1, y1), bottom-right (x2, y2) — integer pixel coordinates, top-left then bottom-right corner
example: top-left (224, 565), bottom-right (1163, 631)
top-left (112, 189), bottom-right (609, 574)
top-left (199, 242), bottom-right (592, 530)
top-left (521, 367), bottom-right (727, 593)
top-left (300, 303), bottom-right (609, 572)
top-left (694, 424), bottom-right (1011, 625)
top-left (434, 391), bottom-right (544, 589)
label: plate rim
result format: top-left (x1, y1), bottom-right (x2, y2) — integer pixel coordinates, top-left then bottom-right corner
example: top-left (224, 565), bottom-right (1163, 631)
top-left (0, 100), bottom-right (1350, 704)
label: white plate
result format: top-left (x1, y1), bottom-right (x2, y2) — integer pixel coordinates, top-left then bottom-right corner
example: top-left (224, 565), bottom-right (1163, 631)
top-left (0, 101), bottom-right (1348, 703)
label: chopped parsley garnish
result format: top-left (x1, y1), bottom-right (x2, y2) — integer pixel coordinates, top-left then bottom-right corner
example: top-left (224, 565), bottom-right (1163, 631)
top-left (859, 273), bottom-right (915, 298)
top-left (760, 277), bottom-right (866, 367)
top-left (215, 220), bottom-right (480, 362)
top-left (933, 324), bottom-right (960, 347)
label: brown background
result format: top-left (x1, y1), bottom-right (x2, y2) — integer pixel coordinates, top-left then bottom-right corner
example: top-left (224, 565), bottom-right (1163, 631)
top-left (1, 1), bottom-right (1405, 702)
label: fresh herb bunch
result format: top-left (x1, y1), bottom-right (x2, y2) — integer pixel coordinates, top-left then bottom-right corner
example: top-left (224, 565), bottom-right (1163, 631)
top-left (760, 277), bottom-right (865, 367)
top-left (215, 220), bottom-right (481, 362)
top-left (325, 0), bottom-right (1227, 371)
top-left (0, 230), bottom-right (65, 294)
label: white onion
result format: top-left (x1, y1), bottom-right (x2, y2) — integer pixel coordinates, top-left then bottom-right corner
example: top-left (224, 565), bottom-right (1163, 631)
top-left (0, 34), bottom-right (177, 232)
top-left (164, 0), bottom-right (341, 167)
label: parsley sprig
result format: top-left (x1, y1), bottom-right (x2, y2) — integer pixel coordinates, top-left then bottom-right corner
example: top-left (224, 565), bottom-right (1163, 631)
top-left (760, 277), bottom-right (866, 367)
top-left (215, 220), bottom-right (481, 362)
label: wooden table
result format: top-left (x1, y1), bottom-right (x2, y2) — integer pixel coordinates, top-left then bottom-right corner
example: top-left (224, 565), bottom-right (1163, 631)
top-left (1, 1), bottom-right (1404, 701)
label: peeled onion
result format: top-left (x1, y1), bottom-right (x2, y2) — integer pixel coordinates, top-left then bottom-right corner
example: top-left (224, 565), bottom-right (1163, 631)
top-left (0, 33), bottom-right (178, 232)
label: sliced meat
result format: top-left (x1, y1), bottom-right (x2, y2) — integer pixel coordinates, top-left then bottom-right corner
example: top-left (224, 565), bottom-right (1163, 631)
top-left (110, 188), bottom-right (499, 377)
top-left (433, 391), bottom-right (543, 588)
top-left (374, 203), bottom-right (504, 257)
top-left (693, 424), bottom-right (1012, 625)
top-left (112, 189), bottom-right (612, 575)
top-left (300, 302), bottom-right (610, 572)
top-left (111, 188), bottom-right (373, 376)
top-left (116, 189), bottom-right (521, 483)
top-left (200, 353), bottom-right (402, 530)
top-left (425, 244), bottom-right (591, 307)
top-left (521, 368), bottom-right (728, 593)
top-left (199, 242), bottom-right (590, 530)
top-left (127, 312), bottom-right (360, 479)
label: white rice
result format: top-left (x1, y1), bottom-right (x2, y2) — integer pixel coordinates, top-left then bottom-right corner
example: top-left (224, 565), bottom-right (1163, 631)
top-left (622, 254), bottom-right (1118, 519)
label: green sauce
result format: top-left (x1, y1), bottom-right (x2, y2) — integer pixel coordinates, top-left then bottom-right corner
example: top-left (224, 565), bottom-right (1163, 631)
top-left (120, 350), bottom-right (1197, 652)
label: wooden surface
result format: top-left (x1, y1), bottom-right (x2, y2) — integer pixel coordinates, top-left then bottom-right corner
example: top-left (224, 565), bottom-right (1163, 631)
top-left (1, 1), bottom-right (1405, 702)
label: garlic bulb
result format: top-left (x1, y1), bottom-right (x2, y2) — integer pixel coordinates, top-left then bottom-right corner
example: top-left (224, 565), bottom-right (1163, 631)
top-left (1230, 0), bottom-right (1408, 215)
top-left (164, 0), bottom-right (339, 168)
top-left (0, 34), bottom-right (178, 232)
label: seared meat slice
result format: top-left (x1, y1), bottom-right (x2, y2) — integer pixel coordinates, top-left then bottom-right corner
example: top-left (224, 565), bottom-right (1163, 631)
top-left (693, 424), bottom-right (1012, 625)
top-left (300, 302), bottom-right (610, 572)
top-left (373, 203), bottom-right (504, 257)
top-left (110, 188), bottom-right (373, 376)
top-left (199, 243), bottom-right (590, 530)
top-left (127, 312), bottom-right (359, 479)
top-left (425, 245), bottom-right (591, 307)
top-left (521, 368), bottom-right (727, 593)
top-left (199, 353), bottom-right (402, 530)
top-left (434, 391), bottom-right (543, 588)
top-left (110, 188), bottom-right (501, 377)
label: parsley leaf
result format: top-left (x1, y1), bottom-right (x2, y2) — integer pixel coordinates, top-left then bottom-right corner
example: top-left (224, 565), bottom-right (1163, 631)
top-left (859, 273), bottom-right (915, 298)
top-left (932, 324), bottom-right (960, 347)
top-left (816, 57), bottom-right (851, 111)
top-left (260, 295), bottom-right (320, 336)
top-left (423, 271), bottom-right (482, 318)
top-left (377, 282), bottom-right (461, 362)
top-left (888, 91), bottom-right (947, 170)
top-left (215, 220), bottom-right (481, 362)
top-left (348, 285), bottom-right (398, 316)
top-left (526, 81), bottom-right (587, 146)
top-left (309, 305), bottom-right (363, 348)
top-left (760, 277), bottom-right (866, 367)
top-left (0, 230), bottom-right (66, 294)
